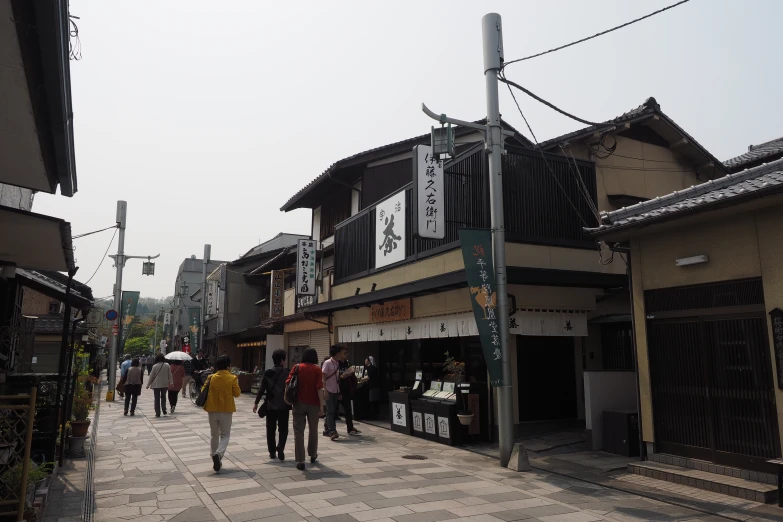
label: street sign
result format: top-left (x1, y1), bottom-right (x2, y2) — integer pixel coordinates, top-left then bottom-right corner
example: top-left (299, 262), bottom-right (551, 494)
top-left (106, 309), bottom-right (118, 321)
top-left (112, 325), bottom-right (119, 336)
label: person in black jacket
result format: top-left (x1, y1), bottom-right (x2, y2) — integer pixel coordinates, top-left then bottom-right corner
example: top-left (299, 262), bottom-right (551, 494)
top-left (254, 349), bottom-right (290, 461)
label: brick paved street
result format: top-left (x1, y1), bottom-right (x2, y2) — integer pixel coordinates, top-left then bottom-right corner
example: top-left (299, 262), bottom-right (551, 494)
top-left (45, 377), bottom-right (783, 522)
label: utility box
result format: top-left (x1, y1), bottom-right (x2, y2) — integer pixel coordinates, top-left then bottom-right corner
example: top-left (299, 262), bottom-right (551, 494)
top-left (602, 409), bottom-right (639, 457)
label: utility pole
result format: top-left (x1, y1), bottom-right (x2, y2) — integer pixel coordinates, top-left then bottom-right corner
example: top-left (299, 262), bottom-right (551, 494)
top-left (421, 13), bottom-right (515, 468)
top-left (105, 201), bottom-right (161, 401)
top-left (482, 13), bottom-right (514, 467)
top-left (200, 244), bottom-right (211, 357)
top-left (106, 201), bottom-right (126, 400)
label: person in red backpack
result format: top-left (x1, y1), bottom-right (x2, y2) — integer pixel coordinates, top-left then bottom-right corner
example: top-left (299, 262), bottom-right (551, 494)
top-left (286, 348), bottom-right (325, 470)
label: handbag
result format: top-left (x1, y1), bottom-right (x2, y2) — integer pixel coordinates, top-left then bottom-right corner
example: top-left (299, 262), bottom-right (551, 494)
top-left (195, 375), bottom-right (212, 408)
top-left (284, 365), bottom-right (300, 406)
top-left (258, 368), bottom-right (286, 419)
top-left (116, 375), bottom-right (126, 394)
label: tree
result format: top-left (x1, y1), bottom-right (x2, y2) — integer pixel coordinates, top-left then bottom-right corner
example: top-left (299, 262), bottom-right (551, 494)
top-left (124, 337), bottom-right (152, 355)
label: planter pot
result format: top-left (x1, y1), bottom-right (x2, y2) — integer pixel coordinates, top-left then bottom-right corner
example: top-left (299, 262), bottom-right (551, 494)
top-left (70, 420), bottom-right (90, 438)
top-left (67, 436), bottom-right (87, 458)
top-left (457, 413), bottom-right (474, 426)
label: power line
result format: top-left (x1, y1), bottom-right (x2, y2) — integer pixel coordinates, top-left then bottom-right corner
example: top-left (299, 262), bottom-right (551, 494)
top-left (73, 224), bottom-right (117, 239)
top-left (498, 75), bottom-right (605, 127)
top-left (502, 0), bottom-right (692, 67)
top-left (84, 227), bottom-right (118, 285)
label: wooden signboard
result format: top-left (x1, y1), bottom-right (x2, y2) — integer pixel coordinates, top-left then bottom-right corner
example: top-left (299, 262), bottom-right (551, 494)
top-left (370, 298), bottom-right (411, 323)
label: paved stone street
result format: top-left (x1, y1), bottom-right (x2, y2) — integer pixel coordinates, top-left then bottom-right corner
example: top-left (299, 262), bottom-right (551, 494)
top-left (45, 377), bottom-right (783, 522)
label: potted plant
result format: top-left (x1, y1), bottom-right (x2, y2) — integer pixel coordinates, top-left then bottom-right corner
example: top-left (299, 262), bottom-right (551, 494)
top-left (69, 349), bottom-right (95, 439)
top-left (444, 352), bottom-right (473, 426)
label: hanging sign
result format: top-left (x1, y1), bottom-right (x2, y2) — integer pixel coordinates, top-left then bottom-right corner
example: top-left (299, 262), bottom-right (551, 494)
top-left (118, 291), bottom-right (140, 353)
top-left (296, 239), bottom-right (317, 296)
top-left (412, 145), bottom-right (445, 239)
top-left (770, 308), bottom-right (783, 390)
top-left (270, 270), bottom-right (284, 319)
top-left (458, 228), bottom-right (505, 387)
top-left (375, 190), bottom-right (406, 269)
top-left (206, 281), bottom-right (218, 316)
top-left (370, 298), bottom-right (411, 323)
top-left (188, 307), bottom-right (201, 353)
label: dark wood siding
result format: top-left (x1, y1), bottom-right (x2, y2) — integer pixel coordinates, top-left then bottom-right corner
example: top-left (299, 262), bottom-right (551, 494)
top-left (319, 188), bottom-right (352, 240)
top-left (361, 160), bottom-right (412, 210)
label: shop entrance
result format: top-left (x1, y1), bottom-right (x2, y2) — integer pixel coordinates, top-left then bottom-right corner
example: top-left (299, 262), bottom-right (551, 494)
top-left (517, 335), bottom-right (578, 422)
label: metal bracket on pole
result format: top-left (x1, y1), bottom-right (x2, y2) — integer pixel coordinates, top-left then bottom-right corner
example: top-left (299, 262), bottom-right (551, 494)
top-left (421, 103), bottom-right (515, 138)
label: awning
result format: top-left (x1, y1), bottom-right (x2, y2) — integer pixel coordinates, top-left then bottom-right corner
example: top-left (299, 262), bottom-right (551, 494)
top-left (15, 269), bottom-right (92, 309)
top-left (0, 205), bottom-right (75, 271)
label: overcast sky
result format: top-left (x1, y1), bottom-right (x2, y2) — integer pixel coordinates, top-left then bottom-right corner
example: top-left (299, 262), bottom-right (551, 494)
top-left (34, 0), bottom-right (782, 299)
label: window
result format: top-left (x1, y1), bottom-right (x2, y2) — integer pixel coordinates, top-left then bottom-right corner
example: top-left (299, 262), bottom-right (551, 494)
top-left (49, 301), bottom-right (59, 314)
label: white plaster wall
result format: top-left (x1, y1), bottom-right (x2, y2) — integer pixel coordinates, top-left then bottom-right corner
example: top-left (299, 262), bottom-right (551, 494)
top-left (584, 371), bottom-right (637, 450)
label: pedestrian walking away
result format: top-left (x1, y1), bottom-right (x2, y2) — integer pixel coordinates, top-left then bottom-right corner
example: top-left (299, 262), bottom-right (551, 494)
top-left (124, 358), bottom-right (143, 416)
top-left (181, 357), bottom-right (193, 398)
top-left (146, 355), bottom-right (154, 375)
top-left (322, 345), bottom-right (345, 440)
top-left (365, 357), bottom-right (380, 419)
top-left (254, 349), bottom-right (290, 461)
top-left (287, 348), bottom-right (325, 471)
top-left (339, 356), bottom-right (361, 435)
top-left (168, 360), bottom-right (184, 413)
top-left (117, 354), bottom-right (132, 398)
top-left (202, 354), bottom-right (240, 472)
top-left (146, 353), bottom-right (173, 417)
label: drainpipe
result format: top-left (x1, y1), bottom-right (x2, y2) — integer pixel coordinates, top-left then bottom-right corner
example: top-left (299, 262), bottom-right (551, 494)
top-left (59, 316), bottom-right (84, 467)
top-left (609, 243), bottom-right (647, 461)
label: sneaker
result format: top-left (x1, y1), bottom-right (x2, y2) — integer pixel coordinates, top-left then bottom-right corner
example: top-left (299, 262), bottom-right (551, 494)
top-left (323, 430), bottom-right (330, 437)
top-left (130, 411), bottom-right (135, 416)
top-left (163, 411), bottom-right (168, 416)
top-left (171, 406), bottom-right (175, 414)
top-left (124, 410), bottom-right (128, 416)
top-left (330, 432), bottom-right (339, 441)
top-left (348, 429), bottom-right (361, 436)
top-left (269, 452), bottom-right (276, 460)
top-left (278, 450), bottom-right (285, 462)
top-left (310, 454), bottom-right (318, 464)
top-left (296, 463), bottom-right (305, 471)
top-left (212, 454), bottom-right (222, 472)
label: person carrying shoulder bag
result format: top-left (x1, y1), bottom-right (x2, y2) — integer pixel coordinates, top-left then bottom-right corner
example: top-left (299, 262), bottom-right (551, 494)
top-left (286, 348), bottom-right (325, 471)
top-left (146, 353), bottom-right (173, 417)
top-left (254, 349), bottom-right (290, 461)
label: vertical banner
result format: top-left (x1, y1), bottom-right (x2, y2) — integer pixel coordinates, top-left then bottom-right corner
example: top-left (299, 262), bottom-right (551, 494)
top-left (163, 311), bottom-right (172, 349)
top-left (270, 270), bottom-right (284, 319)
top-left (375, 190), bottom-right (406, 268)
top-left (458, 229), bottom-right (505, 387)
top-left (412, 145), bottom-right (445, 239)
top-left (118, 291), bottom-right (140, 353)
top-left (188, 307), bottom-right (201, 354)
top-left (206, 281), bottom-right (218, 316)
top-left (296, 239), bottom-right (317, 296)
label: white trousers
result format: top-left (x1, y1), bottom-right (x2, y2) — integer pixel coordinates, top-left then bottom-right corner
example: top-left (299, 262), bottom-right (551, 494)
top-left (208, 412), bottom-right (233, 458)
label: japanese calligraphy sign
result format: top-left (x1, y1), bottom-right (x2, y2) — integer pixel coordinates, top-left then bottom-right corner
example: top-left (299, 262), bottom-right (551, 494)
top-left (412, 145), bottom-right (445, 240)
top-left (270, 270), bottom-right (284, 319)
top-left (458, 228), bottom-right (505, 387)
top-left (770, 308), bottom-right (783, 389)
top-left (370, 298), bottom-right (411, 323)
top-left (375, 190), bottom-right (406, 268)
top-left (296, 239), bottom-right (317, 296)
top-left (118, 291), bottom-right (140, 353)
top-left (188, 307), bottom-right (201, 353)
top-left (206, 281), bottom-right (218, 316)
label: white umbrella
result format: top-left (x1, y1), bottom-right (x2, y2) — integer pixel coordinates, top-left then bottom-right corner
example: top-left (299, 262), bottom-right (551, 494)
top-left (165, 351), bottom-right (192, 361)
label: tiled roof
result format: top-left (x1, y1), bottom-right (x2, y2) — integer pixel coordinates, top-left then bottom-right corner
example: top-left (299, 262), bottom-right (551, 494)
top-left (589, 157), bottom-right (783, 234)
top-left (280, 119), bottom-right (532, 212)
top-left (724, 137), bottom-right (783, 172)
top-left (33, 314), bottom-right (88, 334)
top-left (16, 268), bottom-right (93, 309)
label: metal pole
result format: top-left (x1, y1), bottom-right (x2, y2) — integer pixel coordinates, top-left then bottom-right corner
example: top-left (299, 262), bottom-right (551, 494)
top-left (200, 244), bottom-right (210, 357)
top-left (482, 13), bottom-right (515, 467)
top-left (107, 201), bottom-right (127, 400)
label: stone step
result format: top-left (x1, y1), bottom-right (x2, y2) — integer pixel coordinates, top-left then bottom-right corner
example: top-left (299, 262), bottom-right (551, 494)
top-left (628, 460), bottom-right (778, 504)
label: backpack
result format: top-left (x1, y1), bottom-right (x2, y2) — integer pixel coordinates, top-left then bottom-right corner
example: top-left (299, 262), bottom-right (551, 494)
top-left (284, 365), bottom-right (300, 405)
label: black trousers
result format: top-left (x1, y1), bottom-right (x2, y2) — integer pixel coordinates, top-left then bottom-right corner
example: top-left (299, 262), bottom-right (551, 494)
top-left (153, 388), bottom-right (167, 415)
top-left (266, 409), bottom-right (289, 456)
top-left (340, 395), bottom-right (354, 432)
top-left (168, 390), bottom-right (179, 410)
top-left (124, 385), bottom-right (141, 412)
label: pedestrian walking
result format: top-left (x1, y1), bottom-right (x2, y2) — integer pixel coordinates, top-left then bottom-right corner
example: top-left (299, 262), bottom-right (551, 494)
top-left (202, 355), bottom-right (240, 472)
top-left (339, 358), bottom-right (361, 435)
top-left (124, 358), bottom-right (143, 416)
top-left (321, 345), bottom-right (346, 440)
top-left (168, 360), bottom-right (184, 413)
top-left (287, 348), bottom-right (325, 471)
top-left (146, 354), bottom-right (173, 417)
top-left (253, 349), bottom-right (290, 461)
top-left (117, 355), bottom-right (132, 398)
top-left (365, 357), bottom-right (380, 419)
top-left (146, 355), bottom-right (154, 375)
top-left (181, 357), bottom-right (193, 398)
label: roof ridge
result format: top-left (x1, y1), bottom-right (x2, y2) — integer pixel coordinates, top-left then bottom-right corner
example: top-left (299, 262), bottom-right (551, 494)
top-left (749, 136), bottom-right (783, 151)
top-left (604, 156), bottom-right (783, 224)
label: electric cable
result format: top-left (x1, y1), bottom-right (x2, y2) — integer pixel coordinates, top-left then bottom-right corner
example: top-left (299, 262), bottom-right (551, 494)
top-left (84, 227), bottom-right (118, 285)
top-left (73, 224), bottom-right (118, 239)
top-left (502, 0), bottom-right (692, 67)
top-left (499, 75), bottom-right (605, 127)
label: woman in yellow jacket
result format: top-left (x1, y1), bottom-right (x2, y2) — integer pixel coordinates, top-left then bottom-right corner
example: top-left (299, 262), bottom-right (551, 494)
top-left (202, 354), bottom-right (240, 472)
